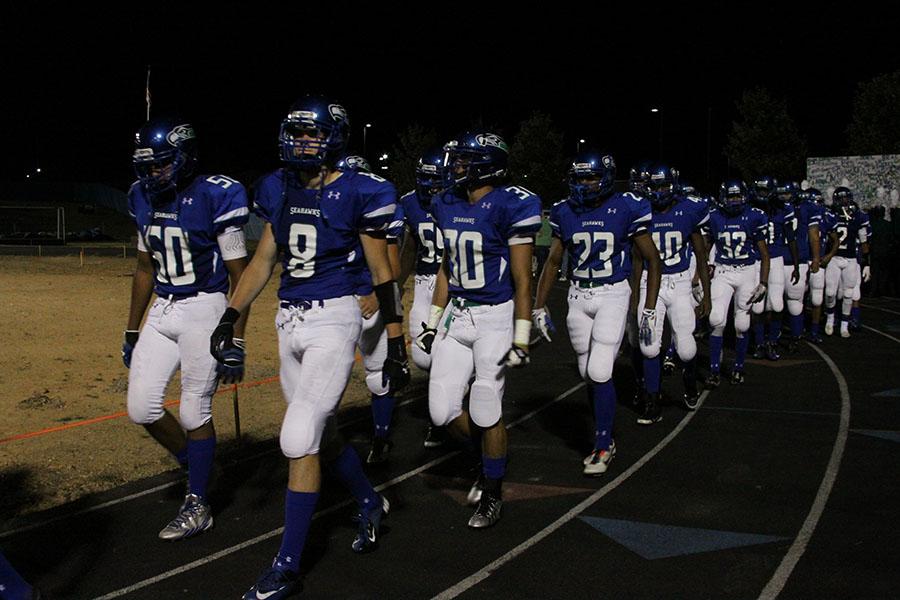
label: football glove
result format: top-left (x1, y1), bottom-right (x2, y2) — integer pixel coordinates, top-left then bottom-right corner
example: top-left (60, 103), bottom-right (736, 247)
top-left (216, 338), bottom-right (245, 384)
top-left (210, 307), bottom-right (240, 362)
top-left (691, 282), bottom-right (704, 305)
top-left (531, 307), bottom-right (555, 342)
top-left (416, 324), bottom-right (437, 354)
top-left (382, 336), bottom-right (411, 394)
top-left (749, 283), bottom-right (768, 305)
top-left (498, 344), bottom-right (530, 368)
top-left (122, 330), bottom-right (139, 369)
top-left (639, 308), bottom-right (656, 347)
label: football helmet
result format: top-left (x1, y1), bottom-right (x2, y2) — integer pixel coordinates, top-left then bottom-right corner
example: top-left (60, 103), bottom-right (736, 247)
top-left (807, 187), bottom-right (825, 204)
top-left (751, 175), bottom-right (777, 209)
top-left (133, 117), bottom-right (198, 195)
top-left (832, 186), bottom-right (854, 208)
top-left (774, 180), bottom-right (799, 206)
top-left (646, 163), bottom-right (679, 210)
top-left (336, 155), bottom-right (371, 173)
top-left (415, 147), bottom-right (445, 208)
top-left (628, 161), bottom-right (652, 196)
top-left (442, 131), bottom-right (509, 191)
top-left (719, 179), bottom-right (749, 216)
top-left (279, 95), bottom-right (350, 169)
top-left (568, 151), bottom-right (616, 210)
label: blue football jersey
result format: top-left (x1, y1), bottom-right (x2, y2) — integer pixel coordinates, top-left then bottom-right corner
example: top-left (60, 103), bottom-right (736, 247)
top-left (765, 205), bottom-right (797, 260)
top-left (707, 205), bottom-right (769, 266)
top-left (819, 208), bottom-right (837, 256)
top-left (856, 208), bottom-right (871, 260)
top-left (787, 199), bottom-right (822, 264)
top-left (128, 174), bottom-right (250, 297)
top-left (397, 190), bottom-right (444, 276)
top-left (647, 195), bottom-right (709, 274)
top-left (831, 206), bottom-right (867, 259)
top-left (253, 169), bottom-right (397, 302)
top-left (550, 192), bottom-right (652, 285)
top-left (432, 185), bottom-right (542, 304)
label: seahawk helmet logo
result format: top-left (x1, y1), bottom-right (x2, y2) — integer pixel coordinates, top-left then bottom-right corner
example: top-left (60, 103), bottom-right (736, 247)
top-left (727, 184), bottom-right (742, 195)
top-left (474, 133), bottom-right (508, 152)
top-left (346, 156), bottom-right (367, 170)
top-left (166, 124), bottom-right (195, 146)
top-left (419, 164), bottom-right (439, 174)
top-left (328, 104), bottom-right (348, 123)
top-left (601, 155), bottom-right (615, 169)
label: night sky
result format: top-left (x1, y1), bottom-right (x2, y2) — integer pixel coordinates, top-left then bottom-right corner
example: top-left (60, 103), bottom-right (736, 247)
top-left (2, 3), bottom-right (897, 191)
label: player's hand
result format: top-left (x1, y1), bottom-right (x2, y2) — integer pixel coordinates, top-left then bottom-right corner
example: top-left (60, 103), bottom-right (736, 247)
top-left (531, 307), bottom-right (555, 342)
top-left (749, 283), bottom-right (768, 304)
top-left (210, 308), bottom-right (239, 362)
top-left (810, 259), bottom-right (820, 274)
top-left (358, 293), bottom-right (378, 320)
top-left (691, 282), bottom-right (704, 305)
top-left (791, 266), bottom-right (800, 285)
top-left (862, 265), bottom-right (871, 283)
top-left (416, 324), bottom-right (437, 354)
top-left (639, 308), bottom-right (656, 347)
top-left (498, 344), bottom-right (530, 368)
top-left (820, 256), bottom-right (830, 268)
top-left (382, 336), bottom-right (411, 394)
top-left (122, 330), bottom-right (139, 369)
top-left (216, 338), bottom-right (245, 384)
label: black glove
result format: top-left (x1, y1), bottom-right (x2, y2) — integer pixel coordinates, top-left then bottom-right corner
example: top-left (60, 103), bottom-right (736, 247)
top-left (210, 307), bottom-right (240, 362)
top-left (216, 338), bottom-right (246, 384)
top-left (122, 330), bottom-right (139, 368)
top-left (416, 323), bottom-right (437, 354)
top-left (382, 336), bottom-right (411, 394)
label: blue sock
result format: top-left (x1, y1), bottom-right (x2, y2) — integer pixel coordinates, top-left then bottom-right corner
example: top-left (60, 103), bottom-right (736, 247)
top-left (371, 393), bottom-right (395, 439)
top-left (666, 339), bottom-right (676, 360)
top-left (790, 314), bottom-right (804, 338)
top-left (768, 318), bottom-right (782, 342)
top-left (328, 445), bottom-right (378, 510)
top-left (175, 446), bottom-right (189, 469)
top-left (187, 436), bottom-right (216, 499)
top-left (644, 356), bottom-right (661, 394)
top-left (851, 306), bottom-right (861, 324)
top-left (709, 335), bottom-right (723, 374)
top-left (735, 333), bottom-right (749, 371)
top-left (0, 551), bottom-right (33, 600)
top-left (592, 380), bottom-right (616, 451)
top-left (754, 322), bottom-right (765, 347)
top-left (811, 321), bottom-right (820, 336)
top-left (631, 345), bottom-right (644, 380)
top-left (276, 490), bottom-right (319, 573)
top-left (482, 455), bottom-right (507, 480)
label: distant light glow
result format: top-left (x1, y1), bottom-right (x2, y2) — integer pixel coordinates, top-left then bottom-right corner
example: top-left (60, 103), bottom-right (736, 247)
top-left (365, 123), bottom-right (373, 128)
top-left (36, 168), bottom-right (42, 173)
top-left (650, 108), bottom-right (659, 113)
top-left (579, 139), bottom-right (585, 143)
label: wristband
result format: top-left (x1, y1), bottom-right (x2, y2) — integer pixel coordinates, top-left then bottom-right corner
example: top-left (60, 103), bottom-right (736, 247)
top-left (220, 307), bottom-right (241, 325)
top-left (514, 319), bottom-right (531, 347)
top-left (427, 304), bottom-right (444, 329)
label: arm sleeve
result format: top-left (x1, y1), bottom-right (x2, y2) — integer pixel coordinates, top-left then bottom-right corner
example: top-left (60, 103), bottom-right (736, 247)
top-left (217, 227), bottom-right (248, 260)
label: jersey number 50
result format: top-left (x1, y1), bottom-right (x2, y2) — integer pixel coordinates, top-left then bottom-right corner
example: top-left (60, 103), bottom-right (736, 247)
top-left (146, 225), bottom-right (196, 286)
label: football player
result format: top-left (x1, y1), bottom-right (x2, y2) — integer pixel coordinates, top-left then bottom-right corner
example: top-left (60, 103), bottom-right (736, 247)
top-left (847, 202), bottom-right (872, 330)
top-left (417, 132), bottom-right (541, 527)
top-left (395, 148), bottom-right (448, 448)
top-left (534, 151), bottom-right (661, 475)
top-left (336, 155), bottom-right (401, 464)
top-left (631, 164), bottom-right (711, 419)
top-left (783, 186), bottom-right (822, 350)
top-left (0, 550), bottom-right (39, 599)
top-left (807, 188), bottom-right (838, 342)
top-left (705, 180), bottom-right (770, 386)
top-left (750, 177), bottom-right (799, 360)
top-left (124, 116), bottom-right (249, 541)
top-left (209, 96), bottom-right (410, 600)
top-left (824, 187), bottom-right (869, 337)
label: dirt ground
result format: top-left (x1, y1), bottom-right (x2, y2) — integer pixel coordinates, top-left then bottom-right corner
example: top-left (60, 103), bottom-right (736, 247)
top-left (0, 255), bottom-right (423, 520)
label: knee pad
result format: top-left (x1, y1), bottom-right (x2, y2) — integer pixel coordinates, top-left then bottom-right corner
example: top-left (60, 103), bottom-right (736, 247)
top-left (126, 382), bottom-right (163, 425)
top-left (469, 379), bottom-right (502, 428)
top-left (786, 297), bottom-right (804, 316)
top-left (711, 323), bottom-right (726, 337)
top-left (428, 381), bottom-right (465, 427)
top-left (586, 342), bottom-right (616, 383)
top-left (709, 305), bottom-right (728, 330)
top-left (178, 395), bottom-right (213, 432)
top-left (811, 287), bottom-right (824, 306)
top-left (675, 332), bottom-right (697, 362)
top-left (279, 401), bottom-right (330, 458)
top-left (852, 284), bottom-right (861, 302)
top-left (734, 310), bottom-right (751, 333)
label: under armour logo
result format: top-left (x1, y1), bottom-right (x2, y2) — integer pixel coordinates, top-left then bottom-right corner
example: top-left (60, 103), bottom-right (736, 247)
top-left (327, 191), bottom-right (341, 200)
top-left (675, 210), bottom-right (683, 216)
top-left (182, 197), bottom-right (193, 205)
top-left (607, 207), bottom-right (617, 214)
top-left (481, 202), bottom-right (492, 209)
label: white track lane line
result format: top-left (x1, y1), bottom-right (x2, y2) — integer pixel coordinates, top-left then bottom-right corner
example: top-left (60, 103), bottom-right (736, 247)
top-left (431, 389), bottom-right (710, 600)
top-left (859, 303), bottom-right (900, 317)
top-left (757, 342), bottom-right (850, 600)
top-left (91, 382), bottom-right (586, 600)
top-left (0, 395), bottom-right (423, 540)
top-left (861, 324), bottom-right (900, 344)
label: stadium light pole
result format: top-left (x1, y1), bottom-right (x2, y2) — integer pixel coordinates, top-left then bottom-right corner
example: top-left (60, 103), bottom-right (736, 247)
top-left (577, 138), bottom-right (585, 153)
top-left (651, 107), bottom-right (663, 160)
top-left (364, 123), bottom-right (372, 158)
